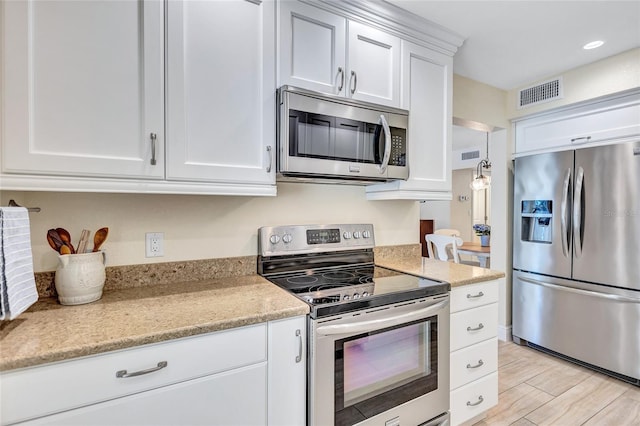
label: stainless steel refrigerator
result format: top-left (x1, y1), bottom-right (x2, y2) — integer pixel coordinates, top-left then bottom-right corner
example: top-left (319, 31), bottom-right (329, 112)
top-left (512, 140), bottom-right (640, 385)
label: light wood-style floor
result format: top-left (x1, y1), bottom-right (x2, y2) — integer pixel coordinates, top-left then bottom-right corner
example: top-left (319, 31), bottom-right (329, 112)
top-left (473, 340), bottom-right (640, 426)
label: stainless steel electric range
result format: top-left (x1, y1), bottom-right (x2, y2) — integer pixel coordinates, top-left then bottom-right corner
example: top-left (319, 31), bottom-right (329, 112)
top-left (258, 224), bottom-right (451, 426)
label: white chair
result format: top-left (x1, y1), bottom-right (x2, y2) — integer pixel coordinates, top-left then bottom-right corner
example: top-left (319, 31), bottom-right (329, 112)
top-left (425, 234), bottom-right (463, 263)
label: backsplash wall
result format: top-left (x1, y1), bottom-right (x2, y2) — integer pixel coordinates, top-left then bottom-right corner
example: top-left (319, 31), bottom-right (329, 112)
top-left (2, 183), bottom-right (419, 273)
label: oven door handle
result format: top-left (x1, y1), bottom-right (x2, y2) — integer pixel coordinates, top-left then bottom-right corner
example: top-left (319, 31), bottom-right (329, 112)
top-left (316, 299), bottom-right (449, 336)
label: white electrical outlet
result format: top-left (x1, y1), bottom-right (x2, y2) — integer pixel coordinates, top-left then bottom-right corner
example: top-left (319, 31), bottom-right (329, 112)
top-left (145, 232), bottom-right (164, 257)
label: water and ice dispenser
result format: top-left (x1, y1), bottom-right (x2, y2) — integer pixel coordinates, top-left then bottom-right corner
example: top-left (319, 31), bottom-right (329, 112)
top-left (520, 200), bottom-right (552, 243)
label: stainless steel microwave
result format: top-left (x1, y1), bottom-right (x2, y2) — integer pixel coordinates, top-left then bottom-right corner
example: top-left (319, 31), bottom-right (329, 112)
top-left (277, 86), bottom-right (409, 183)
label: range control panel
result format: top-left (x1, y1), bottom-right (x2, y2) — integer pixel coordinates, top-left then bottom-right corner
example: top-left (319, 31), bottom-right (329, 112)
top-left (258, 224), bottom-right (375, 257)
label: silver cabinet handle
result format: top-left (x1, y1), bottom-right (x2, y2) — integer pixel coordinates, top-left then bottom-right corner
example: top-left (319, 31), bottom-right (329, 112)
top-left (571, 136), bottom-right (592, 144)
top-left (337, 67), bottom-right (345, 92)
top-left (560, 168), bottom-right (572, 258)
top-left (266, 145), bottom-right (273, 173)
top-left (467, 395), bottom-right (484, 407)
top-left (467, 323), bottom-right (484, 332)
top-left (573, 166), bottom-right (584, 259)
top-left (350, 70), bottom-right (357, 94)
top-left (295, 329), bottom-right (302, 363)
top-left (467, 359), bottom-right (484, 369)
top-left (467, 291), bottom-right (484, 299)
top-left (116, 361), bottom-right (167, 378)
top-left (150, 133), bottom-right (157, 166)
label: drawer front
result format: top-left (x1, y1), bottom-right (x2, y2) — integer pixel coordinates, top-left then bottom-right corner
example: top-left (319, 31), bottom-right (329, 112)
top-left (450, 338), bottom-right (498, 390)
top-left (450, 280), bottom-right (498, 313)
top-left (450, 303), bottom-right (498, 351)
top-left (450, 372), bottom-right (498, 426)
top-left (1, 324), bottom-right (267, 425)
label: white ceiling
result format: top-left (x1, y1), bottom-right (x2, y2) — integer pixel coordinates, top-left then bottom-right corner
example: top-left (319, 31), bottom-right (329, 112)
top-left (387, 0), bottom-right (640, 91)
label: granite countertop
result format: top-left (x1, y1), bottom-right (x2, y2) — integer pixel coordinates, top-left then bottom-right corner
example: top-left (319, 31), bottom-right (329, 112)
top-left (376, 256), bottom-right (505, 287)
top-left (0, 275), bottom-right (309, 372)
top-left (1, 247), bottom-right (503, 373)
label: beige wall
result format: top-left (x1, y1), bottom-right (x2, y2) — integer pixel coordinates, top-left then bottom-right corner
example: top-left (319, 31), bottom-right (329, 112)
top-left (507, 48), bottom-right (640, 119)
top-left (2, 185), bottom-right (419, 273)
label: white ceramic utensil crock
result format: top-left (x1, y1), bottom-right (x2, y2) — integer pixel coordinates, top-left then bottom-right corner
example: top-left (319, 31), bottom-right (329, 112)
top-left (54, 251), bottom-right (106, 305)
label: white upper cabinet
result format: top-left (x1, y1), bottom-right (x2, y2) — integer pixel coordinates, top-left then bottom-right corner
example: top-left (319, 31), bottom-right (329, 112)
top-left (1, 0), bottom-right (164, 179)
top-left (1, 0), bottom-right (276, 195)
top-left (513, 90), bottom-right (640, 157)
top-left (366, 41), bottom-right (453, 200)
top-left (166, 0), bottom-right (275, 186)
top-left (347, 21), bottom-right (400, 107)
top-left (279, 1), bottom-right (400, 108)
top-left (279, 1), bottom-right (346, 96)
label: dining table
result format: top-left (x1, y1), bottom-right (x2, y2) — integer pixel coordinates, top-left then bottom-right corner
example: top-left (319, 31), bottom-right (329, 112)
top-left (458, 242), bottom-right (491, 268)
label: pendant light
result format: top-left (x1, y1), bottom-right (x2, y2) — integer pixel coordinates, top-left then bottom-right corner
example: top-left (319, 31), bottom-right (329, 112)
top-left (470, 132), bottom-right (491, 191)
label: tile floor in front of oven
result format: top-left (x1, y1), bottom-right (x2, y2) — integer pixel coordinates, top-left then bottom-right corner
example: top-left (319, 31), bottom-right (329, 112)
top-left (471, 341), bottom-right (640, 426)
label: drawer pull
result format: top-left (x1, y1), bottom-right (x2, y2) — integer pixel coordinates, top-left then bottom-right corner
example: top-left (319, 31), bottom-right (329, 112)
top-left (116, 361), bottom-right (168, 378)
top-left (467, 323), bottom-right (484, 332)
top-left (466, 359), bottom-right (484, 369)
top-left (467, 291), bottom-right (484, 299)
top-left (467, 395), bottom-right (484, 407)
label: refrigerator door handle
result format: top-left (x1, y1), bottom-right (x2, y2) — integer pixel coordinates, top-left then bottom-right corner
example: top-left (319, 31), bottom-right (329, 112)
top-left (561, 168), bottom-right (572, 258)
top-left (573, 166), bottom-right (584, 258)
top-left (519, 276), bottom-right (640, 304)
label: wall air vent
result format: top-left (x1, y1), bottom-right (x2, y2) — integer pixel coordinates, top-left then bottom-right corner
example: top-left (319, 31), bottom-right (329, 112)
top-left (518, 77), bottom-right (563, 109)
top-left (461, 150), bottom-right (480, 161)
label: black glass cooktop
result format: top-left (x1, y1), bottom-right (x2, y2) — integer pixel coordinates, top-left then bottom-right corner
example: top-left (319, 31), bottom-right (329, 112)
top-left (267, 265), bottom-right (450, 318)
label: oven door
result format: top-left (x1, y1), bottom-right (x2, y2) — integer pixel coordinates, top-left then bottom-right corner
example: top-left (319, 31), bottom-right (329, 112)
top-left (310, 294), bottom-right (450, 426)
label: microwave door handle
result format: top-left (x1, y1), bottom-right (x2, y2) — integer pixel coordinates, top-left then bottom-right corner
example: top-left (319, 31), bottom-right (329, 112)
top-left (573, 166), bottom-right (584, 259)
top-left (316, 299), bottom-right (449, 336)
top-left (561, 168), bottom-right (571, 257)
top-left (378, 114), bottom-right (391, 174)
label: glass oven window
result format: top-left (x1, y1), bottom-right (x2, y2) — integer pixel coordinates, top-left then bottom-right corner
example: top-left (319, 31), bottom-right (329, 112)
top-left (334, 316), bottom-right (439, 426)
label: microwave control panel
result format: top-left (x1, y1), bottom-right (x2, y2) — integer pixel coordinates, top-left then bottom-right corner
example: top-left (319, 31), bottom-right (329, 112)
top-left (389, 128), bottom-right (407, 166)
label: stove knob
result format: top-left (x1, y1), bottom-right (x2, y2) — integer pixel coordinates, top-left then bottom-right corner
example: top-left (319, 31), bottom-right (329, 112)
top-left (282, 234), bottom-right (293, 244)
top-left (362, 230), bottom-right (371, 239)
top-left (269, 235), bottom-right (280, 244)
top-left (353, 293), bottom-right (360, 299)
top-left (343, 231), bottom-right (352, 239)
top-left (353, 231), bottom-right (361, 239)
top-left (343, 294), bottom-right (351, 300)
top-left (362, 291), bottom-right (369, 297)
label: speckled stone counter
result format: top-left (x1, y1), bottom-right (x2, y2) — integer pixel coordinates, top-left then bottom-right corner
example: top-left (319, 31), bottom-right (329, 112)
top-left (376, 255), bottom-right (505, 287)
top-left (0, 275), bottom-right (308, 372)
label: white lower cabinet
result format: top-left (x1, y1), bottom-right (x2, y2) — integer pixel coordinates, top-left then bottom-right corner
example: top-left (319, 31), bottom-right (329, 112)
top-left (0, 316), bottom-right (306, 426)
top-left (449, 280), bottom-right (499, 426)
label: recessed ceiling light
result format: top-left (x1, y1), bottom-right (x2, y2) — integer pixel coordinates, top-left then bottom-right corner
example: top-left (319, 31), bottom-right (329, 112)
top-left (583, 40), bottom-right (604, 50)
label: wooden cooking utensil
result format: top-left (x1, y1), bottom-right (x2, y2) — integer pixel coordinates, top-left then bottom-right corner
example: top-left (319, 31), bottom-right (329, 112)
top-left (55, 228), bottom-right (76, 254)
top-left (92, 227), bottom-right (109, 252)
top-left (46, 229), bottom-right (65, 253)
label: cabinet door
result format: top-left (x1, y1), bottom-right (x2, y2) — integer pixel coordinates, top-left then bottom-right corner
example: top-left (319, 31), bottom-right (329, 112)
top-left (166, 0), bottom-right (275, 187)
top-left (1, 0), bottom-right (164, 179)
top-left (268, 316), bottom-right (306, 426)
top-left (366, 41), bottom-right (452, 200)
top-left (279, 1), bottom-right (346, 95)
top-left (23, 364), bottom-right (268, 426)
top-left (347, 21), bottom-right (400, 108)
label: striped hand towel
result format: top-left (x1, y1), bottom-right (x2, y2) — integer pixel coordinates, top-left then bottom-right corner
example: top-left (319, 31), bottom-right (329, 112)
top-left (0, 207), bottom-right (38, 320)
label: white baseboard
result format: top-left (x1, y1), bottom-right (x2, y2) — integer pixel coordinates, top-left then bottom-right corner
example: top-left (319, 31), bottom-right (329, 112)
top-left (498, 325), bottom-right (512, 342)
